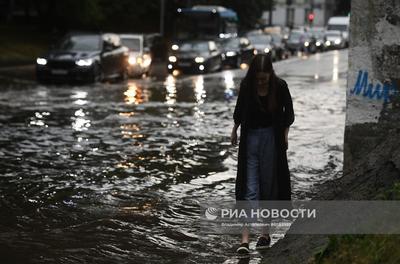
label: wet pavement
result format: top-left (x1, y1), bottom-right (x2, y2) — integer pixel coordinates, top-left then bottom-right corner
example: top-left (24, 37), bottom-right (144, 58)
top-left (0, 50), bottom-right (347, 263)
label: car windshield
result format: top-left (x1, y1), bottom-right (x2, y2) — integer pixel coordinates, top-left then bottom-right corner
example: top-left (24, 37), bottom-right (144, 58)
top-left (289, 32), bottom-right (303, 41)
top-left (223, 38), bottom-right (240, 49)
top-left (311, 31), bottom-right (325, 38)
top-left (180, 42), bottom-right (209, 52)
top-left (248, 35), bottom-right (272, 45)
top-left (57, 35), bottom-right (101, 51)
top-left (271, 34), bottom-right (282, 43)
top-left (326, 32), bottom-right (341, 37)
top-left (327, 24), bottom-right (348, 31)
top-left (121, 38), bottom-right (141, 52)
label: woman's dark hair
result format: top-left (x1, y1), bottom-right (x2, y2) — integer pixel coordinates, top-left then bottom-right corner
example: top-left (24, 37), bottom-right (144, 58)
top-left (242, 53), bottom-right (278, 113)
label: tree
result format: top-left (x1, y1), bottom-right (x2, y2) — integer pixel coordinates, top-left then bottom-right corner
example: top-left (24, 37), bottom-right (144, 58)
top-left (335, 0), bottom-right (350, 16)
top-left (33, 0), bottom-right (103, 31)
top-left (30, 0), bottom-right (274, 33)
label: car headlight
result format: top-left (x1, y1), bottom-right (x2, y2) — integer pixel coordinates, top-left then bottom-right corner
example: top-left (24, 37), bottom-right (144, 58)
top-left (316, 41), bottom-right (321, 46)
top-left (142, 54), bottom-right (152, 67)
top-left (226, 51), bottom-right (236, 57)
top-left (76, 58), bottom-right (93, 67)
top-left (172, 44), bottom-right (179, 51)
top-left (264, 48), bottom-right (270, 53)
top-left (36, 58), bottom-right (47, 65)
top-left (334, 39), bottom-right (341, 44)
top-left (195, 57), bottom-right (205, 63)
top-left (253, 50), bottom-right (258, 55)
top-left (326, 41), bottom-right (331, 46)
top-left (304, 41), bottom-right (310, 47)
top-left (169, 56), bottom-right (177, 63)
top-left (128, 55), bottom-right (136, 65)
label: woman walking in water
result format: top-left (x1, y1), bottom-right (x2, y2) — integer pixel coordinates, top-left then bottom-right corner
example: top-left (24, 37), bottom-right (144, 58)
top-left (231, 53), bottom-right (295, 255)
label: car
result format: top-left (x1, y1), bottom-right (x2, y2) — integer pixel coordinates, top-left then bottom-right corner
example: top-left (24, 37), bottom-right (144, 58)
top-left (303, 32), bottom-right (319, 54)
top-left (270, 33), bottom-right (289, 60)
top-left (167, 40), bottom-right (223, 74)
top-left (218, 37), bottom-right (255, 68)
top-left (309, 28), bottom-right (327, 52)
top-left (120, 34), bottom-right (152, 78)
top-left (36, 32), bottom-right (129, 84)
top-left (286, 30), bottom-right (314, 55)
top-left (327, 16), bottom-right (350, 47)
top-left (324, 30), bottom-right (346, 50)
top-left (247, 34), bottom-right (277, 61)
top-left (245, 29), bottom-right (264, 37)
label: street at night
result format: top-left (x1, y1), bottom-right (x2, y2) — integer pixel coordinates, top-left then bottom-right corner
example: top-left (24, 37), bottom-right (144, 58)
top-left (0, 50), bottom-right (347, 263)
top-left (4, 0), bottom-right (400, 263)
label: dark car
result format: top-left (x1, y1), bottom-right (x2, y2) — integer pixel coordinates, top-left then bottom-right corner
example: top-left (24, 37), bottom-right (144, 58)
top-left (270, 33), bottom-right (288, 60)
top-left (309, 28), bottom-right (327, 52)
top-left (167, 40), bottom-right (223, 74)
top-left (247, 34), bottom-right (277, 61)
top-left (286, 30), bottom-right (308, 55)
top-left (219, 37), bottom-right (255, 68)
top-left (303, 32), bottom-right (318, 54)
top-left (36, 33), bottom-right (129, 83)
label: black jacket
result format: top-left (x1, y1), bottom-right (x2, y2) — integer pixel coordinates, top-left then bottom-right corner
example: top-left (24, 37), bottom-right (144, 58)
top-left (233, 77), bottom-right (295, 200)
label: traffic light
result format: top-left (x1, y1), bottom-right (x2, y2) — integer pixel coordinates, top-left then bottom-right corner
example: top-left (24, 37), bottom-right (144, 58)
top-left (308, 12), bottom-right (315, 23)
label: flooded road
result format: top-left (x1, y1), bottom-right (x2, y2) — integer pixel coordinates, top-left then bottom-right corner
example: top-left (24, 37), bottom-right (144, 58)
top-left (0, 50), bottom-right (347, 263)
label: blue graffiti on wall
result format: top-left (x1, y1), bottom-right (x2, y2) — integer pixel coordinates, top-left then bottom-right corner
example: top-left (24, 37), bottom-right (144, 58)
top-left (350, 70), bottom-right (398, 104)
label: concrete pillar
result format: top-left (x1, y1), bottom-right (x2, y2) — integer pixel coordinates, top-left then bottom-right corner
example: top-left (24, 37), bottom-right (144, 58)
top-left (344, 0), bottom-right (400, 173)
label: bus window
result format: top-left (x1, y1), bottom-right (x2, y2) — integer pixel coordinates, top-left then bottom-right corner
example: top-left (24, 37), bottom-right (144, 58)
top-left (173, 6), bottom-right (238, 41)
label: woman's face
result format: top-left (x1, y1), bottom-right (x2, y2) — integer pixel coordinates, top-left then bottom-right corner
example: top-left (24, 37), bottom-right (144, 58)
top-left (256, 72), bottom-right (270, 89)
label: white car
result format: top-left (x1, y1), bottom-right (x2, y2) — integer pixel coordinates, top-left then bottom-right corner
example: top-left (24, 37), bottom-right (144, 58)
top-left (324, 30), bottom-right (346, 49)
top-left (327, 16), bottom-right (350, 47)
top-left (120, 34), bottom-right (152, 78)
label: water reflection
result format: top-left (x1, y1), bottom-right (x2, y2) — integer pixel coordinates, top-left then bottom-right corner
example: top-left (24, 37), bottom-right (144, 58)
top-left (223, 71), bottom-right (235, 99)
top-left (124, 81), bottom-right (144, 105)
top-left (332, 50), bottom-right (339, 82)
top-left (165, 75), bottom-right (177, 105)
top-left (29, 111), bottom-right (50, 127)
top-left (193, 75), bottom-right (205, 104)
top-left (164, 75), bottom-right (178, 128)
top-left (192, 76), bottom-right (205, 124)
top-left (71, 108), bottom-right (90, 131)
top-left (120, 124), bottom-right (142, 139)
top-left (71, 91), bottom-right (88, 105)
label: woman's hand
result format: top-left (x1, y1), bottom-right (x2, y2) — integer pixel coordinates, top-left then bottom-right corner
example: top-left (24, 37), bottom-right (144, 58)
top-left (284, 134), bottom-right (288, 150)
top-left (284, 127), bottom-right (289, 150)
top-left (231, 124), bottom-right (239, 146)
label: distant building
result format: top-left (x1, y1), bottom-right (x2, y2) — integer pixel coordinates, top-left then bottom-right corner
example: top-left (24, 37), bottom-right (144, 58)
top-left (0, 0), bottom-right (38, 22)
top-left (262, 0), bottom-right (336, 28)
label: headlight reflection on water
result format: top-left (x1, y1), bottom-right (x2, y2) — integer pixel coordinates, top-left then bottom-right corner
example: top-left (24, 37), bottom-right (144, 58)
top-left (124, 82), bottom-right (144, 105)
top-left (71, 109), bottom-right (90, 131)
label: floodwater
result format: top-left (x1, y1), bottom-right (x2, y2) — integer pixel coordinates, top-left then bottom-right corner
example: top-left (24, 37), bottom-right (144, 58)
top-left (0, 50), bottom-right (347, 263)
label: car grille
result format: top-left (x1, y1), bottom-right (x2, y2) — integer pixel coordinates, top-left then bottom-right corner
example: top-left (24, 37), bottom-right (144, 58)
top-left (47, 60), bottom-right (76, 69)
top-left (178, 58), bottom-right (194, 63)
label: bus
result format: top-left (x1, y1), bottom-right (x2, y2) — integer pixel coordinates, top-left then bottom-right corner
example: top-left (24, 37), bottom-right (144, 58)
top-left (173, 5), bottom-right (239, 41)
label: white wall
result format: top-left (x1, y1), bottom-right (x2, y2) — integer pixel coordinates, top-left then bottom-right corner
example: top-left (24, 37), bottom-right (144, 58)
top-left (345, 0), bottom-right (400, 125)
top-left (262, 0), bottom-right (328, 27)
top-left (344, 0), bottom-right (400, 172)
